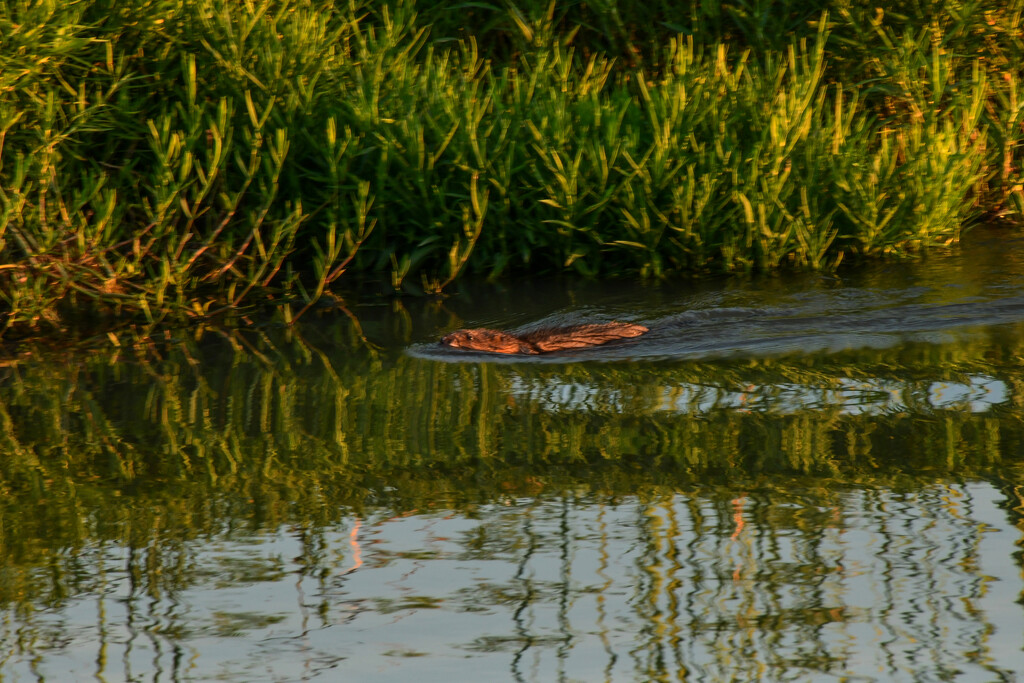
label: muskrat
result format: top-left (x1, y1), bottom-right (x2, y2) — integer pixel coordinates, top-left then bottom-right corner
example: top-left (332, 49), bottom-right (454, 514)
top-left (441, 322), bottom-right (649, 355)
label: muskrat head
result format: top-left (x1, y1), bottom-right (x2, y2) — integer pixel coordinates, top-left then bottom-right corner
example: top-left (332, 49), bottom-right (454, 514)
top-left (441, 328), bottom-right (538, 355)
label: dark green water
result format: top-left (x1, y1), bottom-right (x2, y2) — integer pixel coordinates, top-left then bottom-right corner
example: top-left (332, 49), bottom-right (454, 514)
top-left (2, 228), bottom-right (1024, 681)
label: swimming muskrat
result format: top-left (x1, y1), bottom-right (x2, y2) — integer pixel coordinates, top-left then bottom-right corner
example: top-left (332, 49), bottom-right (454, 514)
top-left (441, 322), bottom-right (649, 354)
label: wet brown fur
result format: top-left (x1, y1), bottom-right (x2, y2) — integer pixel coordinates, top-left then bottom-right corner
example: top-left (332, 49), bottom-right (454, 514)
top-left (441, 322), bottom-right (649, 355)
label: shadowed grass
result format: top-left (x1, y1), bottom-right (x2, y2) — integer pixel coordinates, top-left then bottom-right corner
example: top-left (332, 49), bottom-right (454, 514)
top-left (1, 0), bottom-right (1023, 336)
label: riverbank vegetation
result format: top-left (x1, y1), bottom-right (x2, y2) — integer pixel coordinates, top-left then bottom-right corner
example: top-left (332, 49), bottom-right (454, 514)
top-left (3, 0), bottom-right (1024, 336)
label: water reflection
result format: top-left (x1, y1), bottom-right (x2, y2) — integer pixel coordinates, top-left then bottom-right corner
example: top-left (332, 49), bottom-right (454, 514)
top-left (1, 483), bottom-right (1019, 681)
top-left (504, 372), bottom-right (1011, 415)
top-left (1, 227), bottom-right (1024, 679)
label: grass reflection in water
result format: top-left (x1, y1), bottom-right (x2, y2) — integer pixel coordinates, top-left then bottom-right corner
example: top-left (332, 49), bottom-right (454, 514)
top-left (0, 307), bottom-right (1022, 680)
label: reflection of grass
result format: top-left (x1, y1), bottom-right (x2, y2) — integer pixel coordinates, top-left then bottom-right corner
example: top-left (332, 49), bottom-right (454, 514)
top-left (375, 596), bottom-right (445, 614)
top-left (211, 555), bottom-right (288, 588)
top-left (3, 0), bottom-right (1024, 336)
top-left (211, 611), bottom-right (288, 638)
top-left (0, 316), bottom-right (1022, 610)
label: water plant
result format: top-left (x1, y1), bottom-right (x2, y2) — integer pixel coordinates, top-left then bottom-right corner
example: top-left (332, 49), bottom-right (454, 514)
top-left (1, 0), bottom-right (1023, 337)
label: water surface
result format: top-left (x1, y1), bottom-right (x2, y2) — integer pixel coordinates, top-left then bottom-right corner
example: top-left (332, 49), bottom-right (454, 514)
top-left (1, 227), bottom-right (1024, 681)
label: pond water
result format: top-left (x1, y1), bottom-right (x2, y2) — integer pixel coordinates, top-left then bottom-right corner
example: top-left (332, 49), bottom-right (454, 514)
top-left (2, 227), bottom-right (1024, 681)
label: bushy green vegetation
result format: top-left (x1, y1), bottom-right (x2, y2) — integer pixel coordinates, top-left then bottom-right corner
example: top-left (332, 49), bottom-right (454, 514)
top-left (2, 0), bottom-right (1024, 335)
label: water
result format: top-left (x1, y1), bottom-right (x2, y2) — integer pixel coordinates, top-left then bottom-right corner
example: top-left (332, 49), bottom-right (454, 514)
top-left (2, 227), bottom-right (1024, 681)
top-left (10, 484), bottom-right (1019, 681)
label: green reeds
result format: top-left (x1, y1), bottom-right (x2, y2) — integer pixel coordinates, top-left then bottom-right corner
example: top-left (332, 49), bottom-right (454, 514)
top-left (1, 0), bottom-right (1023, 336)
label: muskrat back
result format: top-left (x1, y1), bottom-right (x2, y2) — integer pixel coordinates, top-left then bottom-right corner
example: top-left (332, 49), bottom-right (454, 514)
top-left (442, 321), bottom-right (648, 355)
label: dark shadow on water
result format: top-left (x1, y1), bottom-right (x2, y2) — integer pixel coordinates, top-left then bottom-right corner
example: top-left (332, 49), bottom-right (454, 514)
top-left (411, 229), bottom-right (1024, 363)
